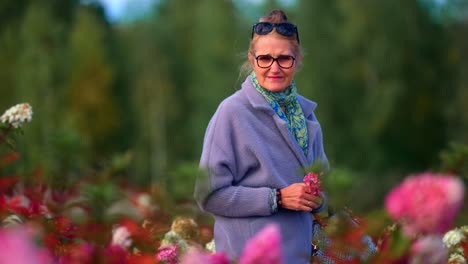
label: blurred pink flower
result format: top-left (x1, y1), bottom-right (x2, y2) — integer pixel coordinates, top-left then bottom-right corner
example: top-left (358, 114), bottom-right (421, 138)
top-left (238, 224), bottom-right (282, 264)
top-left (303, 172), bottom-right (321, 195)
top-left (208, 252), bottom-right (231, 264)
top-left (180, 248), bottom-right (230, 264)
top-left (156, 244), bottom-right (178, 264)
top-left (111, 226), bottom-right (132, 249)
top-left (385, 172), bottom-right (465, 237)
top-left (0, 227), bottom-right (52, 264)
top-left (410, 235), bottom-right (447, 264)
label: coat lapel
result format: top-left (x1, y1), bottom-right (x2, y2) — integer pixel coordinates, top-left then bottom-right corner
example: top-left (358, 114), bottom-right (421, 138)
top-left (242, 77), bottom-right (312, 168)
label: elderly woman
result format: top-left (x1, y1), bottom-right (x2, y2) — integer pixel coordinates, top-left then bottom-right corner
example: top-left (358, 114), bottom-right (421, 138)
top-left (195, 9), bottom-right (328, 264)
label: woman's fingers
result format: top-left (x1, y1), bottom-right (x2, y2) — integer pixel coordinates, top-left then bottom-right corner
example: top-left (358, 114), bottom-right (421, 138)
top-left (280, 183), bottom-right (323, 211)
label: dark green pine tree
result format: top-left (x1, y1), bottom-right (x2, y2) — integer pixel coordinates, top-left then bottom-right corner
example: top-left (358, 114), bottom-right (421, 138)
top-left (297, 0), bottom-right (452, 173)
top-left (14, 2), bottom-right (70, 176)
top-left (151, 0), bottom-right (201, 165)
top-left (119, 18), bottom-right (175, 185)
top-left (67, 5), bottom-right (120, 161)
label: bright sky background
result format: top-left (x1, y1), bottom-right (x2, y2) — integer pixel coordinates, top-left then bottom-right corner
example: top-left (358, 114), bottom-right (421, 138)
top-left (97, 0), bottom-right (297, 22)
top-left (98, 0), bottom-right (157, 22)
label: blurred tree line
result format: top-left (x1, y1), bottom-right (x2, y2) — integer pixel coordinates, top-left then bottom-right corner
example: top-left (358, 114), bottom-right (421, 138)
top-left (0, 0), bottom-right (467, 209)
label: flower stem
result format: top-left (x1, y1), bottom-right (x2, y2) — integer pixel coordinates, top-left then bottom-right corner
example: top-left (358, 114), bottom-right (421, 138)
top-left (0, 124), bottom-right (13, 145)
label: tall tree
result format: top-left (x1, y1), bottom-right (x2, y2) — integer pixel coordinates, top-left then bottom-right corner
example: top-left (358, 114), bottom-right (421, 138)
top-left (14, 2), bottom-right (69, 175)
top-left (189, 0), bottom-right (242, 159)
top-left (67, 5), bottom-right (120, 160)
top-left (151, 0), bottom-right (201, 165)
top-left (118, 20), bottom-right (174, 185)
top-left (297, 0), bottom-right (451, 173)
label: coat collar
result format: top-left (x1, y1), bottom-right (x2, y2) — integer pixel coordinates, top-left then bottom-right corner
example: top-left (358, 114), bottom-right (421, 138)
top-left (241, 75), bottom-right (320, 166)
top-left (241, 75), bottom-right (318, 119)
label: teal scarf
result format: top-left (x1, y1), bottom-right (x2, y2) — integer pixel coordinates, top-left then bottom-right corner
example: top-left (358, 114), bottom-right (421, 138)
top-left (251, 72), bottom-right (309, 157)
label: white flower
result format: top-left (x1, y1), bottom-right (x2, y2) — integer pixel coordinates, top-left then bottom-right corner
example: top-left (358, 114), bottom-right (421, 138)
top-left (1, 214), bottom-right (23, 228)
top-left (111, 226), bottom-right (132, 249)
top-left (448, 253), bottom-right (467, 264)
top-left (0, 103), bottom-right (33, 128)
top-left (205, 239), bottom-right (215, 253)
top-left (443, 229), bottom-right (466, 248)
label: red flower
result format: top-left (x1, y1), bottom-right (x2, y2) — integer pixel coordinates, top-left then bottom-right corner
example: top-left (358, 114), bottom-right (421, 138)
top-left (0, 175), bottom-right (19, 192)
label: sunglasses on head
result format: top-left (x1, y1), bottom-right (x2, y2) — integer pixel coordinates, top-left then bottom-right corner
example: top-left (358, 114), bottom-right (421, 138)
top-left (251, 22), bottom-right (300, 44)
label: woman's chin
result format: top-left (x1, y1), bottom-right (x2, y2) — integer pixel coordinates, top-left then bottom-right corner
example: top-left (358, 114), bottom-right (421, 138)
top-left (263, 84), bottom-right (288, 92)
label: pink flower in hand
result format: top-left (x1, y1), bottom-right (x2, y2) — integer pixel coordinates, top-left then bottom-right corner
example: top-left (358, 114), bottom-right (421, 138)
top-left (156, 244), bottom-right (178, 264)
top-left (303, 172), bottom-right (322, 195)
top-left (239, 224), bottom-right (282, 264)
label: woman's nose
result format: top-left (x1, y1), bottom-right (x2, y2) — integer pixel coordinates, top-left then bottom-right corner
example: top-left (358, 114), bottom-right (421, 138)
top-left (270, 60), bottom-right (281, 72)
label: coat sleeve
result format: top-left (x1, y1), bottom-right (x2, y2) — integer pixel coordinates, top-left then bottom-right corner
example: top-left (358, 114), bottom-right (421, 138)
top-left (194, 103), bottom-right (273, 218)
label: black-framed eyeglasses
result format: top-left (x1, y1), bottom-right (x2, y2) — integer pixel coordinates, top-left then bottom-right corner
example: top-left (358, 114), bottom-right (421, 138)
top-left (252, 22), bottom-right (300, 44)
top-left (253, 54), bottom-right (296, 69)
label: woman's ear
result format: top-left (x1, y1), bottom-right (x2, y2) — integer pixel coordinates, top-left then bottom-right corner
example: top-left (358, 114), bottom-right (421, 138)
top-left (296, 54), bottom-right (303, 67)
top-left (248, 52), bottom-right (255, 68)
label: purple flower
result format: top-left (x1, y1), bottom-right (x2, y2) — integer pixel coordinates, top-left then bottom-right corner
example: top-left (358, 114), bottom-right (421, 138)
top-left (239, 224), bottom-right (283, 264)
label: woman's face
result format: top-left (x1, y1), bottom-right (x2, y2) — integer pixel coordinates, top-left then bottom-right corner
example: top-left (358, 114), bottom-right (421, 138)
top-left (249, 35), bottom-right (300, 92)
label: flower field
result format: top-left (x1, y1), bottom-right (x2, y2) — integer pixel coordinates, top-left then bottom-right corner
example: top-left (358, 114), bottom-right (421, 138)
top-left (1, 104), bottom-right (467, 264)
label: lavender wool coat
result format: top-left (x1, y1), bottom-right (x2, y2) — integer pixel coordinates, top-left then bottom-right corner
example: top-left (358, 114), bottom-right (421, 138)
top-left (195, 76), bottom-right (328, 264)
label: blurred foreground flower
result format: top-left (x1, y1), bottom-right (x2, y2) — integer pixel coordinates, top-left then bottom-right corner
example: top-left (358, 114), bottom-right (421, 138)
top-left (238, 223), bottom-right (282, 264)
top-left (385, 172), bottom-right (465, 237)
top-left (410, 235), bottom-right (448, 264)
top-left (0, 227), bottom-right (52, 264)
top-left (0, 103), bottom-right (33, 129)
top-left (171, 216), bottom-right (200, 243)
top-left (111, 226), bottom-right (132, 249)
top-left (179, 247), bottom-right (230, 264)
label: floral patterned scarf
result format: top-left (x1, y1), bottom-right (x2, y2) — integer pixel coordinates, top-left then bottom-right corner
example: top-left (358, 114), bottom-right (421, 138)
top-left (251, 72), bottom-right (309, 157)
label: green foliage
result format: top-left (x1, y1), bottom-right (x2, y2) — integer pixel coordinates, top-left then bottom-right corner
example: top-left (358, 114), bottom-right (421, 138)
top-left (188, 0), bottom-right (242, 158)
top-left (166, 162), bottom-right (199, 203)
top-left (81, 181), bottom-right (122, 223)
top-left (67, 5), bottom-right (120, 158)
top-left (440, 142), bottom-right (468, 180)
top-left (388, 225), bottom-right (412, 258)
top-left (297, 0), bottom-right (453, 173)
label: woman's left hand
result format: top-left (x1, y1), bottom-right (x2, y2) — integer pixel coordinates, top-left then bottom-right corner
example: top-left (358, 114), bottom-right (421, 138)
top-left (279, 183), bottom-right (323, 212)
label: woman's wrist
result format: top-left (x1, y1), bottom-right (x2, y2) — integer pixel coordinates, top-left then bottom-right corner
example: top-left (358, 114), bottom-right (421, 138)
top-left (276, 188), bottom-right (282, 207)
top-left (269, 188), bottom-right (279, 213)
top-left (269, 188), bottom-right (284, 214)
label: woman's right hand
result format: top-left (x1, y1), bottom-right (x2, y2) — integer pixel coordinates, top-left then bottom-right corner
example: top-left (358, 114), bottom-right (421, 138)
top-left (279, 183), bottom-right (323, 212)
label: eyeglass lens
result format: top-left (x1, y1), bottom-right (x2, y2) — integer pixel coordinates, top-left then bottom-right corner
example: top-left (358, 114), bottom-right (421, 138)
top-left (256, 55), bottom-right (295, 68)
